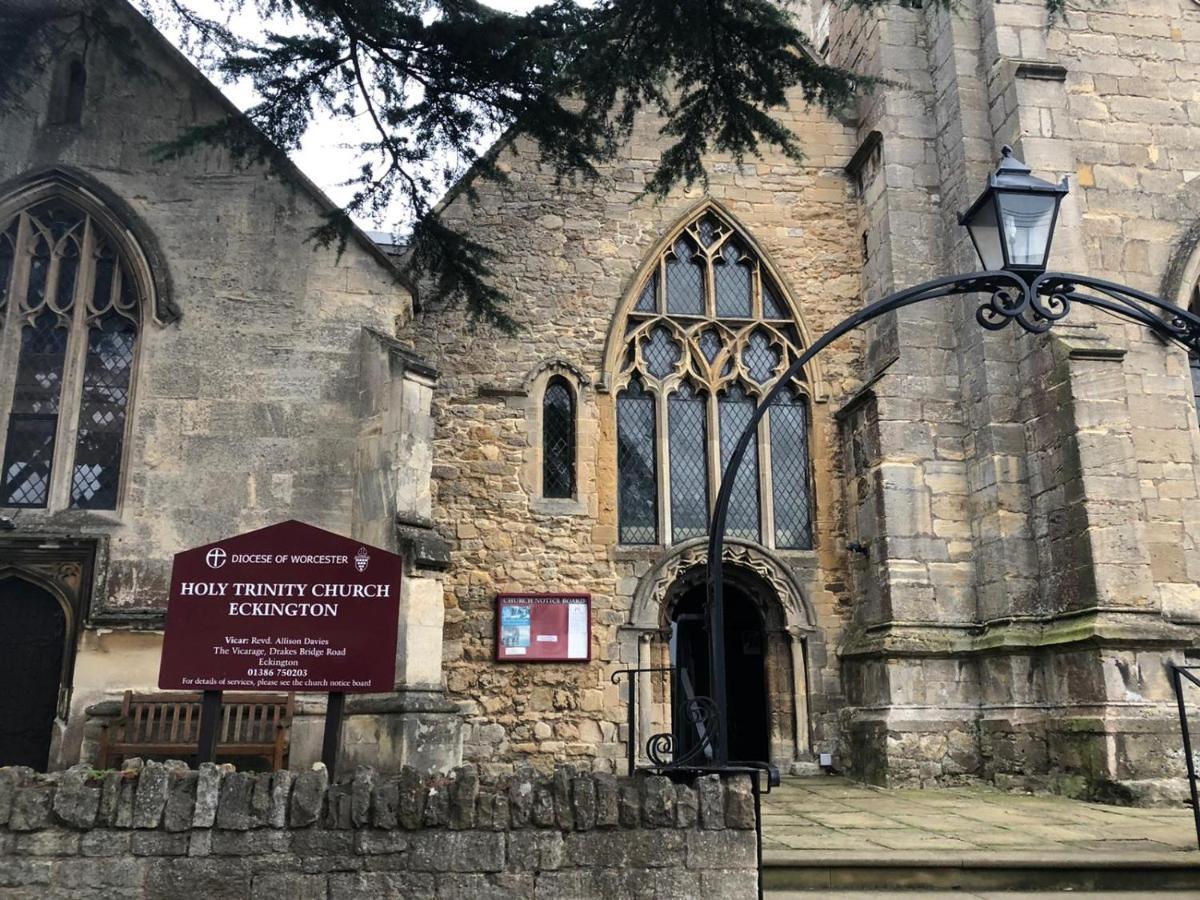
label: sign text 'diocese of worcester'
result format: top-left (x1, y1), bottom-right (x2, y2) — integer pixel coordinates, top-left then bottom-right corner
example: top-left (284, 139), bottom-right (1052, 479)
top-left (158, 520), bottom-right (402, 692)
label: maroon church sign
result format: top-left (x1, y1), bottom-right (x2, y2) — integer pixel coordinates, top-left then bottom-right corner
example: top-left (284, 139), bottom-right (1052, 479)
top-left (158, 520), bottom-right (402, 693)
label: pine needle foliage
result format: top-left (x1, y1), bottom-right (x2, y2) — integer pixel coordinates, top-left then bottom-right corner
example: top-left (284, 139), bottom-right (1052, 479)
top-left (10, 0), bottom-right (1058, 330)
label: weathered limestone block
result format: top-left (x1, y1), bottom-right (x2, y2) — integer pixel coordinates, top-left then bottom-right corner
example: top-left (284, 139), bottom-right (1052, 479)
top-left (571, 775), bottom-right (597, 831)
top-left (268, 770), bottom-right (294, 828)
top-left (506, 831), bottom-right (564, 871)
top-left (0, 767), bottom-right (31, 826)
top-left (697, 775), bottom-right (724, 830)
top-left (490, 794), bottom-right (510, 831)
top-left (289, 766), bottom-right (329, 827)
top-left (618, 783), bottom-right (640, 827)
top-left (687, 830), bottom-right (758, 869)
top-left (642, 775), bottom-right (675, 827)
top-left (133, 762), bottom-right (170, 829)
top-left (508, 769), bottom-right (535, 827)
top-left (723, 776), bottom-right (755, 830)
top-left (114, 774), bottom-right (137, 828)
top-left (324, 781), bottom-right (354, 829)
top-left (449, 766), bottom-right (479, 829)
top-left (531, 785), bottom-right (555, 827)
top-left (397, 767), bottom-right (425, 829)
top-left (552, 767), bottom-right (575, 830)
top-left (9, 781), bottom-right (53, 832)
top-left (371, 778), bottom-right (399, 829)
top-left (675, 783), bottom-right (698, 828)
top-left (594, 773), bottom-right (619, 827)
top-left (350, 767), bottom-right (375, 828)
top-left (422, 780), bottom-right (450, 827)
top-left (407, 831), bottom-right (505, 872)
top-left (354, 830), bottom-right (409, 855)
top-left (249, 773), bottom-right (273, 827)
top-left (163, 771), bottom-right (198, 833)
top-left (216, 771), bottom-right (256, 831)
top-left (192, 763), bottom-right (224, 829)
top-left (53, 766), bottom-right (100, 829)
top-left (97, 771), bottom-right (123, 827)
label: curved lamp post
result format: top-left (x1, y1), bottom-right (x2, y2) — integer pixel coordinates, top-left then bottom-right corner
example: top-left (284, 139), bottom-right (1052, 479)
top-left (700, 146), bottom-right (1200, 766)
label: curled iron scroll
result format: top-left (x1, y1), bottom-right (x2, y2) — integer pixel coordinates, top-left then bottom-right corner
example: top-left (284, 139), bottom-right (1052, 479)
top-left (646, 696), bottom-right (720, 768)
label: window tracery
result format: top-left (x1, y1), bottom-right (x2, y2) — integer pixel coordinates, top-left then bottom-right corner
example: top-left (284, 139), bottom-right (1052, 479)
top-left (0, 197), bottom-right (141, 510)
top-left (614, 209), bottom-right (814, 550)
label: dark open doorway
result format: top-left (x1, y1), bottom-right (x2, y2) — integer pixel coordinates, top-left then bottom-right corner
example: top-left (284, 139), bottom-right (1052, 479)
top-left (669, 581), bottom-right (769, 763)
top-left (0, 576), bottom-right (67, 770)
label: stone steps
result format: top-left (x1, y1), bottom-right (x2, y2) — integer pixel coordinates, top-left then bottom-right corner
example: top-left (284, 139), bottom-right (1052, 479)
top-left (761, 849), bottom-right (1200, 893)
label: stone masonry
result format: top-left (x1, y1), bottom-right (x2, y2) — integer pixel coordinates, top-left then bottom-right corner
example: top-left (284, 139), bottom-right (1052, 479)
top-left (0, 2), bottom-right (455, 774)
top-left (5, 0), bottom-right (1200, 808)
top-left (0, 762), bottom-right (758, 899)
top-left (399, 0), bottom-right (1200, 801)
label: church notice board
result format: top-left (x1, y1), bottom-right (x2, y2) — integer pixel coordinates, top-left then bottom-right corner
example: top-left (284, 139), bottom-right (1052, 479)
top-left (158, 520), bottom-right (402, 692)
top-left (495, 593), bottom-right (591, 662)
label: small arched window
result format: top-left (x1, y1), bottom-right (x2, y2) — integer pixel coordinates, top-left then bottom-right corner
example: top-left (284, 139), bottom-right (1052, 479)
top-left (614, 208), bottom-right (814, 549)
top-left (542, 376), bottom-right (576, 499)
top-left (0, 197), bottom-right (142, 510)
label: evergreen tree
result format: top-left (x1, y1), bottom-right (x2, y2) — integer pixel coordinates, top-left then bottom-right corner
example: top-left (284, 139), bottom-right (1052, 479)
top-left (5, 0), bottom-right (1060, 330)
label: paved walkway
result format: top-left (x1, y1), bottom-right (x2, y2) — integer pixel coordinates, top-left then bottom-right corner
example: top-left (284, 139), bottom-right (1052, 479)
top-left (761, 776), bottom-right (1199, 857)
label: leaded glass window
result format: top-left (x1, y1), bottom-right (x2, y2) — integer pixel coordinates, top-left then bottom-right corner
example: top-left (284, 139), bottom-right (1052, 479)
top-left (617, 378), bottom-right (658, 544)
top-left (0, 198), bottom-right (142, 511)
top-left (669, 383), bottom-right (708, 543)
top-left (542, 376), bottom-right (575, 499)
top-left (612, 206), bottom-right (814, 549)
top-left (771, 388), bottom-right (813, 550)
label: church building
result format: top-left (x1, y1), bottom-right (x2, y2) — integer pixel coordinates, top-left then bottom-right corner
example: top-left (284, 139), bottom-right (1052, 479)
top-left (3, 0), bottom-right (1200, 806)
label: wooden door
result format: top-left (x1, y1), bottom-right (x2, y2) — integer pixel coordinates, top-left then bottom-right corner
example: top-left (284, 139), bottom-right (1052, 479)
top-left (0, 577), bottom-right (66, 769)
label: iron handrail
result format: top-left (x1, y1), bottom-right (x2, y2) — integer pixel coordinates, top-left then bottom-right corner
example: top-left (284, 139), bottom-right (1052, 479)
top-left (1169, 663), bottom-right (1200, 850)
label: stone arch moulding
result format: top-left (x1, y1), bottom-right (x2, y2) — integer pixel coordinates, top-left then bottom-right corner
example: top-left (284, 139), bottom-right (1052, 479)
top-left (629, 536), bottom-right (817, 633)
top-left (523, 357), bottom-right (593, 392)
top-left (599, 197), bottom-right (827, 400)
top-left (0, 165), bottom-right (179, 324)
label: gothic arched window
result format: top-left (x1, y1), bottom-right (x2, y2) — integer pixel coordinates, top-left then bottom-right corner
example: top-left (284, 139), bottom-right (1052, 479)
top-left (0, 197), bottom-right (142, 510)
top-left (614, 209), bottom-right (814, 549)
top-left (542, 376), bottom-right (576, 499)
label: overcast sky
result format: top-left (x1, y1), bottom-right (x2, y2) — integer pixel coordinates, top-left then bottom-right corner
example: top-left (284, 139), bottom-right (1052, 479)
top-left (156, 0), bottom-right (545, 232)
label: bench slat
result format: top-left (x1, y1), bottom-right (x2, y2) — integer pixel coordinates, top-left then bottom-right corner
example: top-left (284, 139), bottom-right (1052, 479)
top-left (101, 691), bottom-right (293, 770)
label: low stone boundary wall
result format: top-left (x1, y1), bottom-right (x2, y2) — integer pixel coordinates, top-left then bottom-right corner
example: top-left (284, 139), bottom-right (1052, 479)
top-left (0, 762), bottom-right (758, 899)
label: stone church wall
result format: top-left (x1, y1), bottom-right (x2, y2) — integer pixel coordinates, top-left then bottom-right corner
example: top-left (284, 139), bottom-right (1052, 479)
top-left (820, 0), bottom-right (1200, 797)
top-left (402, 93), bottom-right (866, 774)
top-left (0, 762), bottom-right (758, 900)
top-left (0, 7), bottom-right (414, 769)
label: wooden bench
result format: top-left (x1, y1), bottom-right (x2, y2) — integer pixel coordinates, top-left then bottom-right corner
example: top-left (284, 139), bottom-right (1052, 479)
top-left (97, 691), bottom-right (294, 770)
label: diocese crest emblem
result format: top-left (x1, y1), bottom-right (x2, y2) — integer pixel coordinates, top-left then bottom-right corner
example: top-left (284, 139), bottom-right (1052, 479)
top-left (354, 547), bottom-right (370, 573)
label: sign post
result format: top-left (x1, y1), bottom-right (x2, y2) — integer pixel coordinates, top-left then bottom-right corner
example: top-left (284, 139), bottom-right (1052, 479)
top-left (159, 520), bottom-right (403, 779)
top-left (321, 691), bottom-right (346, 773)
top-left (197, 690), bottom-right (222, 764)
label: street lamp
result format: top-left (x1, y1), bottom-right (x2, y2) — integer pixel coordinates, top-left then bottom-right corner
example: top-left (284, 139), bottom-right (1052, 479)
top-left (677, 146), bottom-right (1200, 773)
top-left (960, 145), bottom-right (1068, 278)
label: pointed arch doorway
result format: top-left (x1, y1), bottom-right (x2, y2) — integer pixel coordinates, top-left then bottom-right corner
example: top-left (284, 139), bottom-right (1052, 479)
top-left (0, 575), bottom-right (67, 769)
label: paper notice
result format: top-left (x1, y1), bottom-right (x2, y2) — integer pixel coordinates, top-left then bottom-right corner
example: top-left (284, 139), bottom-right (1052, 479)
top-left (567, 602), bottom-right (588, 659)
